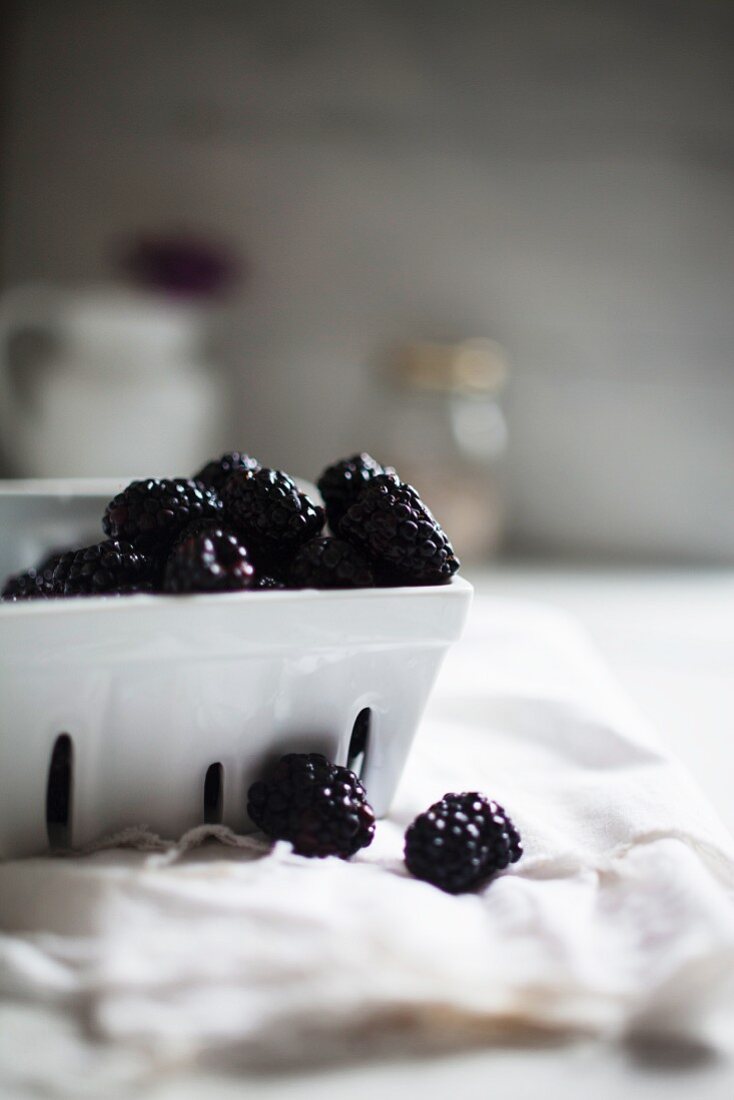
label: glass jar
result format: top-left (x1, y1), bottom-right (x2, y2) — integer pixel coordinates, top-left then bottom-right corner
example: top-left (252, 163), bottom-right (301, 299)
top-left (374, 338), bottom-right (509, 563)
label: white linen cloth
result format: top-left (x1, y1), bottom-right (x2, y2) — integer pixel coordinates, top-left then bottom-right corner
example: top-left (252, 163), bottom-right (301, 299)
top-left (1, 596), bottom-right (734, 1097)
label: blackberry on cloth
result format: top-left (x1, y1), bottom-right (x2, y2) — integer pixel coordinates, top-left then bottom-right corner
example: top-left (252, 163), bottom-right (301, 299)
top-left (247, 752), bottom-right (375, 858)
top-left (404, 792), bottom-right (522, 894)
top-left (288, 537), bottom-right (375, 589)
top-left (339, 474), bottom-right (459, 586)
top-left (317, 453), bottom-right (386, 533)
top-left (102, 478), bottom-right (223, 555)
top-left (222, 468), bottom-right (324, 568)
top-left (164, 527), bottom-right (255, 593)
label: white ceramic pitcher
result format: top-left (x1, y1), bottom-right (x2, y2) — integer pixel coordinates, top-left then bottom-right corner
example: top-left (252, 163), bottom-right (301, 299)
top-left (0, 284), bottom-right (225, 478)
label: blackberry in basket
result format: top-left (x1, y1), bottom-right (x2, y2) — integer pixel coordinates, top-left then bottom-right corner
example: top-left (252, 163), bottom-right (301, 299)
top-left (404, 792), bottom-right (522, 894)
top-left (222, 468), bottom-right (324, 569)
top-left (164, 526), bottom-right (255, 594)
top-left (109, 581), bottom-right (155, 596)
top-left (102, 478), bottom-right (223, 555)
top-left (193, 451), bottom-right (261, 494)
top-left (170, 516), bottom-right (238, 548)
top-left (288, 537), bottom-right (375, 589)
top-left (1, 568), bottom-right (48, 601)
top-left (3, 450), bottom-right (462, 605)
top-left (1, 546), bottom-right (73, 601)
top-left (253, 575), bottom-right (286, 590)
top-left (317, 453), bottom-right (387, 533)
top-left (36, 547), bottom-right (70, 576)
top-left (46, 539), bottom-right (151, 597)
top-left (339, 474), bottom-right (459, 586)
top-left (3, 540), bottom-right (150, 600)
top-left (248, 752), bottom-right (376, 858)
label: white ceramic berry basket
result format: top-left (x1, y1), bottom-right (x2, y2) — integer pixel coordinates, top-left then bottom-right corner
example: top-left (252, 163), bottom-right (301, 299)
top-left (0, 479), bottom-right (472, 859)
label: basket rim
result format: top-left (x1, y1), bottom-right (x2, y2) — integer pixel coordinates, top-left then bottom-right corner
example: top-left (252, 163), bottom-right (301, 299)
top-left (0, 575), bottom-right (473, 617)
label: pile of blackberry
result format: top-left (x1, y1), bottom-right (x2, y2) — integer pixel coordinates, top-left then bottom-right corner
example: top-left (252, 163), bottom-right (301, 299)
top-left (2, 449), bottom-right (460, 599)
top-left (246, 750), bottom-right (522, 892)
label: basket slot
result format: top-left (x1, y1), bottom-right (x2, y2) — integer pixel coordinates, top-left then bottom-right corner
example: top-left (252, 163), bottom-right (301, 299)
top-left (203, 762), bottom-right (224, 824)
top-left (46, 733), bottom-right (73, 848)
top-left (347, 708), bottom-right (371, 779)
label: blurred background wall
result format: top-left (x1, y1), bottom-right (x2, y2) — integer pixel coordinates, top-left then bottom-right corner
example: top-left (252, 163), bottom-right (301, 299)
top-left (1, 0), bottom-right (733, 561)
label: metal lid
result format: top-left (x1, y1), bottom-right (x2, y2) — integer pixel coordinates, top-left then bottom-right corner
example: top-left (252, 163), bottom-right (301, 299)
top-left (389, 338), bottom-right (509, 394)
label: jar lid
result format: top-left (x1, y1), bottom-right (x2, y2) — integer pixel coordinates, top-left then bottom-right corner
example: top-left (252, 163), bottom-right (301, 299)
top-left (389, 339), bottom-right (509, 395)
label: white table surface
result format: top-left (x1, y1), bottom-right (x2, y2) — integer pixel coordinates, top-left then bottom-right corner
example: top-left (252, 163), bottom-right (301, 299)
top-left (7, 566), bottom-right (734, 1100)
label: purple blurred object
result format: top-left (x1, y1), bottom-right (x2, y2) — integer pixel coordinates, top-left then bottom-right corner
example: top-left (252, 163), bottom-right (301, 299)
top-left (124, 233), bottom-right (240, 298)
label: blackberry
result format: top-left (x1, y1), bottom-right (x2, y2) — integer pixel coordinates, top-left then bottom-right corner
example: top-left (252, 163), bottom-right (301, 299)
top-left (44, 539), bottom-right (151, 597)
top-left (154, 517), bottom-right (240, 589)
top-left (247, 753), bottom-right (375, 859)
top-left (253, 575), bottom-right (285, 590)
top-left (170, 516), bottom-right (237, 548)
top-left (5, 549), bottom-right (71, 599)
top-left (404, 792), bottom-right (522, 894)
top-left (222, 468), bottom-right (324, 568)
top-left (102, 478), bottom-right (223, 555)
top-left (109, 581), bottom-right (155, 596)
top-left (1, 568), bottom-right (47, 601)
top-left (11, 548), bottom-right (72, 597)
top-left (34, 550), bottom-right (68, 594)
top-left (289, 537), bottom-right (374, 589)
top-left (317, 453), bottom-right (387, 532)
top-left (193, 451), bottom-right (260, 494)
top-left (339, 475), bottom-right (459, 586)
top-left (35, 547), bottom-right (70, 575)
top-left (163, 527), bottom-right (255, 593)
